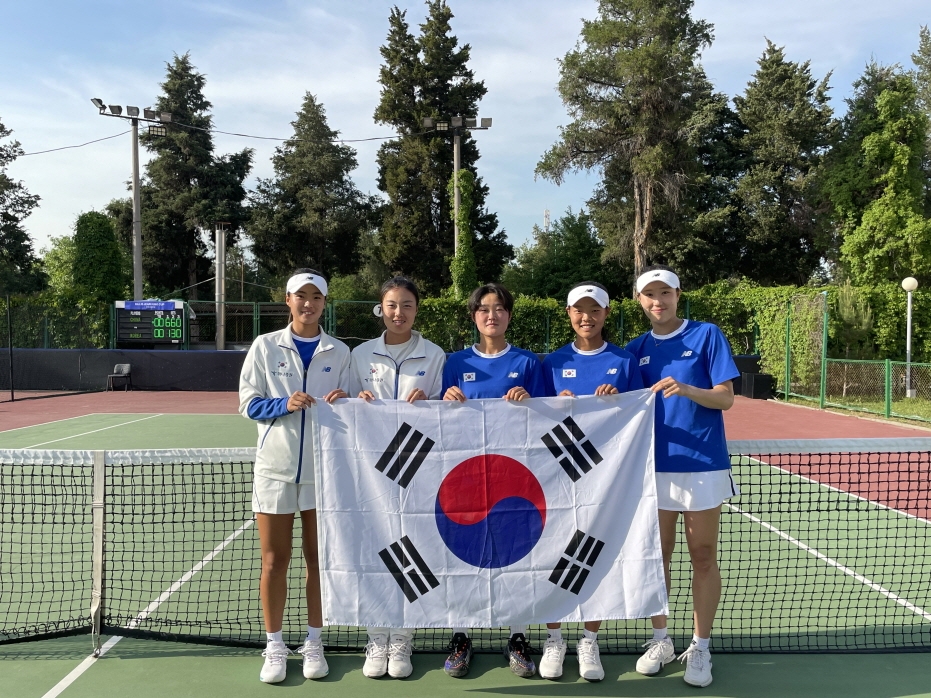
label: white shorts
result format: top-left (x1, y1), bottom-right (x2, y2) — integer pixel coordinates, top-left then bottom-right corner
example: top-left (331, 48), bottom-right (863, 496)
top-left (251, 474), bottom-right (316, 514)
top-left (656, 469), bottom-right (739, 512)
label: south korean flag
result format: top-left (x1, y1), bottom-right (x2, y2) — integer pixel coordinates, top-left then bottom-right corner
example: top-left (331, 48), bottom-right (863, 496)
top-left (313, 391), bottom-right (667, 628)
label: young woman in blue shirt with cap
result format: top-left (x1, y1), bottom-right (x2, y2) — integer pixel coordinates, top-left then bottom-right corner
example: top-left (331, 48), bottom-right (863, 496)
top-left (625, 265), bottom-right (739, 689)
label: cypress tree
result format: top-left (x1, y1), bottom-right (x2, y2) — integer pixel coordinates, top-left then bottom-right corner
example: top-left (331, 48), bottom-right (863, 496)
top-left (0, 117), bottom-right (45, 293)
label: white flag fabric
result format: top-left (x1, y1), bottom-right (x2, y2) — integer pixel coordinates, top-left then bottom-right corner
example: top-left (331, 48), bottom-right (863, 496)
top-left (313, 390), bottom-right (667, 628)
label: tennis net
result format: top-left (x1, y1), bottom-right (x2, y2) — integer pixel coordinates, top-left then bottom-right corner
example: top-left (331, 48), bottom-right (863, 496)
top-left (1, 440), bottom-right (929, 653)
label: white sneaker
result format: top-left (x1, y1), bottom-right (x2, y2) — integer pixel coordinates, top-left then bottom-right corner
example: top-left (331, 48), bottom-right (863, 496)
top-left (363, 633), bottom-right (389, 678)
top-left (576, 637), bottom-right (604, 682)
top-left (635, 636), bottom-right (675, 676)
top-left (298, 637), bottom-right (329, 679)
top-left (387, 633), bottom-right (413, 678)
top-left (538, 636), bottom-right (567, 680)
top-left (680, 643), bottom-right (712, 687)
top-left (260, 641), bottom-right (290, 683)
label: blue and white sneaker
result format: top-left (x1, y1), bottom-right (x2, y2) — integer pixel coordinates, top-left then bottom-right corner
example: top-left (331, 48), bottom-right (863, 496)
top-left (444, 633), bottom-right (473, 677)
top-left (505, 633), bottom-right (536, 678)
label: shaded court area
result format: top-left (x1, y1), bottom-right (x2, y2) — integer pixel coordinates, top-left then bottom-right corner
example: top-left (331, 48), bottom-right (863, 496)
top-left (2, 394), bottom-right (931, 697)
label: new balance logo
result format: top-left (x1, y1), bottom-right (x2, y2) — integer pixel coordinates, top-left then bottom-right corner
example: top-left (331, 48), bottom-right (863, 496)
top-left (378, 536), bottom-right (439, 602)
top-left (540, 417), bottom-right (603, 482)
top-left (606, 368), bottom-right (618, 374)
top-left (681, 350), bottom-right (693, 357)
top-left (549, 529), bottom-right (605, 595)
top-left (508, 372), bottom-right (519, 378)
top-left (374, 422), bottom-right (435, 487)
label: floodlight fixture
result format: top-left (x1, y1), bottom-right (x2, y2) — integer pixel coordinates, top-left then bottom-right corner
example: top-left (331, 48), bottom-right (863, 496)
top-left (126, 106), bottom-right (140, 117)
top-left (480, 117), bottom-right (492, 128)
top-left (451, 116), bottom-right (464, 128)
top-left (91, 98), bottom-right (105, 111)
top-left (422, 117), bottom-right (435, 129)
top-left (436, 121), bottom-right (449, 131)
top-left (108, 105), bottom-right (123, 116)
top-left (159, 112), bottom-right (172, 123)
top-left (465, 117), bottom-right (477, 128)
top-left (148, 125), bottom-right (168, 137)
top-left (144, 108), bottom-right (158, 120)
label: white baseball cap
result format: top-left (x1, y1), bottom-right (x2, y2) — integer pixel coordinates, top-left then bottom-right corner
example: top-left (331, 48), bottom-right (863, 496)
top-left (635, 269), bottom-right (680, 294)
top-left (567, 284), bottom-right (610, 308)
top-left (286, 272), bottom-right (328, 296)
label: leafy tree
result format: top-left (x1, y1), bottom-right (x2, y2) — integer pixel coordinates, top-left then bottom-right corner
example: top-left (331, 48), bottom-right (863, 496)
top-left (110, 54), bottom-right (253, 298)
top-left (374, 2), bottom-right (512, 293)
top-left (839, 75), bottom-right (931, 284)
top-left (0, 117), bottom-right (45, 293)
top-left (502, 209), bottom-right (627, 299)
top-left (911, 25), bottom-right (931, 215)
top-left (536, 0), bottom-right (713, 276)
top-left (72, 211), bottom-right (127, 303)
top-left (732, 41), bottom-right (834, 285)
top-left (249, 92), bottom-right (375, 279)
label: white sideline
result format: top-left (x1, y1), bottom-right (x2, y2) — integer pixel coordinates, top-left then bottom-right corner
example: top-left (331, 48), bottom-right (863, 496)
top-left (726, 502), bottom-right (931, 623)
top-left (40, 517), bottom-right (256, 698)
top-left (0, 414), bottom-right (99, 434)
top-left (24, 414), bottom-right (163, 448)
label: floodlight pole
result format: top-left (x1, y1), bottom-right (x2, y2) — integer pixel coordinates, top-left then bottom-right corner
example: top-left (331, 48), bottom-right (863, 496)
top-left (453, 130), bottom-right (461, 253)
top-left (902, 277), bottom-right (919, 398)
top-left (215, 223), bottom-right (229, 351)
top-left (131, 118), bottom-right (143, 300)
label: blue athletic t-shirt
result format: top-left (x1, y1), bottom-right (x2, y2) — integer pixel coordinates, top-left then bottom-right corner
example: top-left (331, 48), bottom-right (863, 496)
top-left (441, 345), bottom-right (546, 399)
top-left (625, 320), bottom-right (739, 473)
top-left (542, 342), bottom-right (644, 396)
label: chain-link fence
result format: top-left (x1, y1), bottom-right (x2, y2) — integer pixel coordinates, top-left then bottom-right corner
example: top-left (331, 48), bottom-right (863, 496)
top-left (1, 295), bottom-right (109, 350)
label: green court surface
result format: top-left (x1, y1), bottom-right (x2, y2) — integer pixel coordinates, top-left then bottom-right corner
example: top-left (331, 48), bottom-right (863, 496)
top-left (0, 413), bottom-right (253, 449)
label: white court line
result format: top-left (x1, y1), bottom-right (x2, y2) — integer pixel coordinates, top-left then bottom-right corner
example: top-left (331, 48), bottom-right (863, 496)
top-left (24, 415), bottom-right (163, 448)
top-left (0, 414), bottom-right (100, 434)
top-left (40, 517), bottom-right (256, 698)
top-left (726, 502), bottom-right (931, 623)
top-left (738, 455), bottom-right (931, 526)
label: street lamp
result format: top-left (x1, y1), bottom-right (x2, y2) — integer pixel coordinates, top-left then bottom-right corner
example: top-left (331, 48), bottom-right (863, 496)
top-left (422, 114), bottom-right (492, 254)
top-left (902, 277), bottom-right (919, 398)
top-left (90, 98), bottom-right (172, 300)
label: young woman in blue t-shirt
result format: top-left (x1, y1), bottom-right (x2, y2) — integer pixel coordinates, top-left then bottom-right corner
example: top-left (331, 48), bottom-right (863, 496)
top-left (624, 266), bottom-right (740, 689)
top-left (440, 282), bottom-right (544, 679)
top-left (538, 281), bottom-right (644, 682)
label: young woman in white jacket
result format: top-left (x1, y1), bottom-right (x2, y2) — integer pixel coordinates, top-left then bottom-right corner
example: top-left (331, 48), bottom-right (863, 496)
top-left (239, 269), bottom-right (350, 684)
top-left (349, 276), bottom-right (446, 679)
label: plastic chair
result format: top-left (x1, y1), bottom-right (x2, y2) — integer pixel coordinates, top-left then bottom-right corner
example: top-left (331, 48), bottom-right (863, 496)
top-left (107, 364), bottom-right (133, 391)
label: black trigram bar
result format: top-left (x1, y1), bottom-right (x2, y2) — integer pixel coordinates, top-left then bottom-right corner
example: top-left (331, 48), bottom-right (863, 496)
top-left (548, 529), bottom-right (605, 595)
top-left (540, 416), bottom-right (603, 481)
top-left (378, 535), bottom-right (440, 603)
top-left (373, 422), bottom-right (435, 488)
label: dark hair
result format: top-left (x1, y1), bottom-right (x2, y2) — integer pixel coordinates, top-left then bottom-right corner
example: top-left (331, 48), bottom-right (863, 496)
top-left (292, 267), bottom-right (323, 277)
top-left (633, 264), bottom-right (679, 294)
top-left (468, 283), bottom-right (514, 316)
top-left (568, 280), bottom-right (611, 341)
top-left (380, 276), bottom-right (420, 304)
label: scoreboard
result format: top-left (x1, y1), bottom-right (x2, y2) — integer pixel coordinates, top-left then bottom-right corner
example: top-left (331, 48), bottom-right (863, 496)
top-left (115, 300), bottom-right (185, 346)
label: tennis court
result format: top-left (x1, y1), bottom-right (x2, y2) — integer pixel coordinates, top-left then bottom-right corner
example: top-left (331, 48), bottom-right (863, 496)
top-left (3, 399), bottom-right (931, 697)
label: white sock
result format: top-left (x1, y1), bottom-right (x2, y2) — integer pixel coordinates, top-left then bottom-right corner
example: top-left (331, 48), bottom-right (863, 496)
top-left (582, 629), bottom-right (598, 641)
top-left (547, 627), bottom-right (562, 641)
top-left (653, 627), bottom-right (668, 641)
top-left (390, 628), bottom-right (413, 640)
top-left (693, 634), bottom-right (710, 651)
top-left (510, 625), bottom-right (527, 637)
top-left (267, 630), bottom-right (283, 644)
top-left (452, 627), bottom-right (469, 637)
top-left (306, 626), bottom-right (321, 641)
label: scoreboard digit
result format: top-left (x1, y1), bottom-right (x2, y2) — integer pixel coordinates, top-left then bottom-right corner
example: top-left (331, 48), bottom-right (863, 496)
top-left (115, 300), bottom-right (185, 346)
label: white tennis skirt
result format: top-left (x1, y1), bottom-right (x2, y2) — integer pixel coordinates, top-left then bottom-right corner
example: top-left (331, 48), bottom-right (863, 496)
top-left (252, 474), bottom-right (316, 514)
top-left (655, 469), bottom-right (739, 512)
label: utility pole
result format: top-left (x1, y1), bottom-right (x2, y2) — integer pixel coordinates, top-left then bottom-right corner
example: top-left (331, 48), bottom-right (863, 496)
top-left (90, 99), bottom-right (171, 300)
top-left (215, 223), bottom-right (229, 350)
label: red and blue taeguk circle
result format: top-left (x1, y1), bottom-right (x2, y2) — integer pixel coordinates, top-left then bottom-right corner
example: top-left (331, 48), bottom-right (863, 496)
top-left (435, 454), bottom-right (547, 569)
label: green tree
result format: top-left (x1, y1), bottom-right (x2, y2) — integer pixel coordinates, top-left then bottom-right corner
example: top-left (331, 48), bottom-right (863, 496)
top-left (0, 117), bottom-right (45, 293)
top-left (374, 2), bottom-right (512, 293)
top-left (536, 0), bottom-right (713, 276)
top-left (732, 41), bottom-right (834, 285)
top-left (448, 169), bottom-right (478, 296)
top-left (839, 75), bottom-right (931, 284)
top-left (72, 211), bottom-right (127, 303)
top-left (911, 25), bottom-right (931, 215)
top-left (110, 54), bottom-right (253, 298)
top-left (249, 92), bottom-right (375, 279)
top-left (502, 209), bottom-right (625, 299)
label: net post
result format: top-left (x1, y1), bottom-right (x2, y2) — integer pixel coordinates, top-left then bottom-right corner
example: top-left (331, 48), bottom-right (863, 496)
top-left (885, 359), bottom-right (892, 418)
top-left (90, 450), bottom-right (106, 657)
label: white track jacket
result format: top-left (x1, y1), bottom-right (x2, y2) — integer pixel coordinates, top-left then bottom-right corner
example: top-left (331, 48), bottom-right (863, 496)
top-left (239, 326), bottom-right (350, 484)
top-left (349, 331), bottom-right (446, 400)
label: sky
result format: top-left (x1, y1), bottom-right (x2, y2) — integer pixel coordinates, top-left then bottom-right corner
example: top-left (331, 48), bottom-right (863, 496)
top-left (3, 0), bottom-right (930, 259)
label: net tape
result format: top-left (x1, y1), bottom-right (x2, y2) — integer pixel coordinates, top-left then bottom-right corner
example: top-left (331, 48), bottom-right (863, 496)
top-left (2, 443), bottom-right (929, 653)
